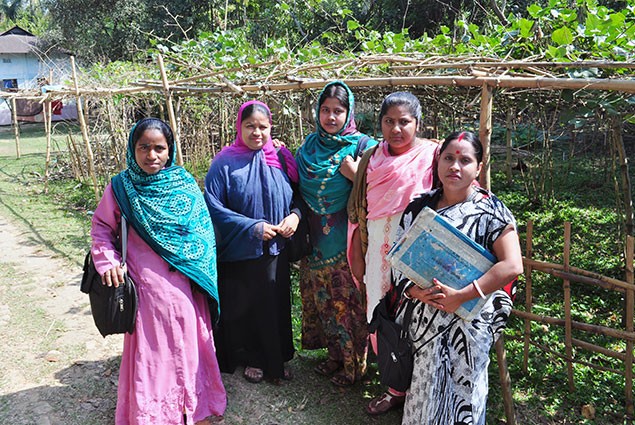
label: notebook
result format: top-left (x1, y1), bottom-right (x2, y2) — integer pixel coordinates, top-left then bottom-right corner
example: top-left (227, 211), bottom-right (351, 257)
top-left (386, 206), bottom-right (496, 321)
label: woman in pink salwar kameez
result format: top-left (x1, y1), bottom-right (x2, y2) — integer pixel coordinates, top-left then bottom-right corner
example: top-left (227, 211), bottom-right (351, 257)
top-left (90, 118), bottom-right (226, 425)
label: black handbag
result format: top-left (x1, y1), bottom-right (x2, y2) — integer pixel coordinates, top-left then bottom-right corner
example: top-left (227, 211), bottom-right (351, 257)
top-left (276, 149), bottom-right (312, 262)
top-left (81, 216), bottom-right (138, 337)
top-left (285, 211), bottom-right (312, 262)
top-left (369, 296), bottom-right (417, 393)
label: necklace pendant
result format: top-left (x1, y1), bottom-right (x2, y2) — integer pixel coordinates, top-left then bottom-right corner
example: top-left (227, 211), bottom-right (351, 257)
top-left (323, 224), bottom-right (331, 235)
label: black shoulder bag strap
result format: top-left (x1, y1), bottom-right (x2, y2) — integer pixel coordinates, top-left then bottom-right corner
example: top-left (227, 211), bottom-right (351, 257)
top-left (120, 215), bottom-right (128, 267)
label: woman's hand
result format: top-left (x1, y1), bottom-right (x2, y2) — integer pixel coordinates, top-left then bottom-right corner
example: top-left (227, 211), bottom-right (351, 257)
top-left (101, 265), bottom-right (126, 288)
top-left (408, 278), bottom-right (469, 313)
top-left (349, 227), bottom-right (365, 285)
top-left (261, 222), bottom-right (281, 241)
top-left (277, 213), bottom-right (300, 238)
top-left (339, 155), bottom-right (360, 181)
top-left (271, 138), bottom-right (285, 149)
top-left (406, 281), bottom-right (446, 308)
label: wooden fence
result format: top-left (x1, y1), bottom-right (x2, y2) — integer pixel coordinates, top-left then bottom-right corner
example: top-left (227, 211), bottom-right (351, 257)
top-left (496, 222), bottom-right (635, 423)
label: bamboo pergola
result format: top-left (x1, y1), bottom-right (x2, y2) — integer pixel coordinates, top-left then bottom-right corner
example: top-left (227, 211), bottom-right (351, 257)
top-left (2, 53), bottom-right (634, 422)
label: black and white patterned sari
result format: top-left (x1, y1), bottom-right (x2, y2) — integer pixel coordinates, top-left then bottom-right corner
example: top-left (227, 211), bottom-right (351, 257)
top-left (395, 187), bottom-right (516, 425)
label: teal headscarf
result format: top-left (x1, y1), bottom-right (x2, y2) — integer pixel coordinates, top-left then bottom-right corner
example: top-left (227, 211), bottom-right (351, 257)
top-left (111, 118), bottom-right (220, 323)
top-left (296, 81), bottom-right (373, 215)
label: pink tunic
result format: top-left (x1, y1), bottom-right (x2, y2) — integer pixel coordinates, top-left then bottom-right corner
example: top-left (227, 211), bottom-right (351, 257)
top-left (91, 185), bottom-right (226, 425)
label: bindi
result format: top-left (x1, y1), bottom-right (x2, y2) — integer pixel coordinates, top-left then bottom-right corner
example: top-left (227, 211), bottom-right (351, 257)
top-left (455, 150), bottom-right (461, 154)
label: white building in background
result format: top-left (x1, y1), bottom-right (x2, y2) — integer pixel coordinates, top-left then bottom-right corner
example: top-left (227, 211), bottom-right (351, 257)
top-left (0, 25), bottom-right (77, 125)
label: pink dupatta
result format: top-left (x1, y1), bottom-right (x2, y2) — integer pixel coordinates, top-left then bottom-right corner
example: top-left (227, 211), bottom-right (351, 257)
top-left (365, 139), bottom-right (437, 220)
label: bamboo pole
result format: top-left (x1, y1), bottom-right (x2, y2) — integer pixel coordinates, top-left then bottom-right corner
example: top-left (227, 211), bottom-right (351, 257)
top-left (41, 74), bottom-right (635, 98)
top-left (563, 222), bottom-right (574, 391)
top-left (550, 269), bottom-right (626, 292)
top-left (67, 132), bottom-right (86, 181)
top-left (71, 56), bottom-right (100, 202)
top-left (625, 236), bottom-right (634, 416)
top-left (65, 134), bottom-right (80, 180)
top-left (523, 220), bottom-right (534, 372)
top-left (392, 60), bottom-right (635, 71)
top-left (10, 97), bottom-right (20, 159)
top-left (479, 83), bottom-right (493, 190)
top-left (612, 117), bottom-right (634, 237)
top-left (495, 335), bottom-right (516, 425)
top-left (511, 309), bottom-right (635, 342)
top-left (506, 107), bottom-right (513, 185)
top-left (157, 54), bottom-right (183, 165)
top-left (43, 98), bottom-right (52, 193)
top-left (154, 75), bottom-right (635, 94)
top-left (508, 335), bottom-right (624, 375)
top-left (522, 258), bottom-right (635, 292)
top-left (571, 337), bottom-right (626, 361)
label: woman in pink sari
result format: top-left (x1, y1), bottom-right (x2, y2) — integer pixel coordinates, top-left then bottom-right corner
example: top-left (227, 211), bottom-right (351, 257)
top-left (348, 92), bottom-right (437, 416)
top-left (91, 118), bottom-right (226, 424)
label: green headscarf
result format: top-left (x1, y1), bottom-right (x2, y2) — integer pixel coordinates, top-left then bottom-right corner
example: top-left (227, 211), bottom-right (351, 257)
top-left (111, 118), bottom-right (220, 323)
top-left (296, 81), bottom-right (373, 214)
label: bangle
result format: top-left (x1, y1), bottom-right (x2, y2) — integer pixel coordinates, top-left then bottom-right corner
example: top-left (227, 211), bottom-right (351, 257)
top-left (403, 282), bottom-right (414, 300)
top-left (472, 279), bottom-right (486, 299)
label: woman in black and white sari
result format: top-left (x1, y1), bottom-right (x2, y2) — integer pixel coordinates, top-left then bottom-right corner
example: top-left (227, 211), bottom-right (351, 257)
top-left (394, 131), bottom-right (523, 425)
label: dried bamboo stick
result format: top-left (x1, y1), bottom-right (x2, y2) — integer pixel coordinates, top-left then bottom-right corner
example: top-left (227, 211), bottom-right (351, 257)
top-left (511, 309), bottom-right (635, 342)
top-left (65, 135), bottom-right (80, 180)
top-left (47, 74), bottom-right (635, 98)
top-left (71, 56), bottom-right (100, 203)
top-left (495, 336), bottom-right (516, 425)
top-left (391, 60), bottom-right (635, 71)
top-left (10, 97), bottom-right (20, 159)
top-left (478, 83), bottom-right (493, 190)
top-left (219, 75), bottom-right (244, 94)
top-left (522, 258), bottom-right (635, 291)
top-left (67, 132), bottom-right (85, 181)
top-left (43, 99), bottom-right (52, 193)
top-left (523, 221), bottom-right (534, 373)
top-left (508, 335), bottom-right (624, 375)
top-left (563, 222), bottom-right (575, 391)
top-left (158, 54), bottom-right (183, 165)
top-left (550, 269), bottom-right (625, 292)
top-left (625, 236), bottom-right (634, 416)
top-left (571, 337), bottom-right (626, 361)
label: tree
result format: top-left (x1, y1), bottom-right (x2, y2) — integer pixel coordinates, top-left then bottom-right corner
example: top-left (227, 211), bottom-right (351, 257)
top-left (0, 0), bottom-right (24, 22)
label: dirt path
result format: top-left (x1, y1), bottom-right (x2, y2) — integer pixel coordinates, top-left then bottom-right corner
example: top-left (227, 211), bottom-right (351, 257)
top-left (0, 211), bottom-right (403, 425)
top-left (0, 213), bottom-right (122, 424)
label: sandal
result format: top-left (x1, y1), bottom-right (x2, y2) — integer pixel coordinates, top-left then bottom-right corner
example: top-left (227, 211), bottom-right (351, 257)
top-left (314, 359), bottom-right (341, 377)
top-left (330, 372), bottom-right (355, 388)
top-left (243, 366), bottom-right (264, 383)
top-left (366, 391), bottom-right (406, 416)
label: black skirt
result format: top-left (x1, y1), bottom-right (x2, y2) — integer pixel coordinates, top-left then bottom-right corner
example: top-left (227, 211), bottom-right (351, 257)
top-left (213, 248), bottom-right (295, 380)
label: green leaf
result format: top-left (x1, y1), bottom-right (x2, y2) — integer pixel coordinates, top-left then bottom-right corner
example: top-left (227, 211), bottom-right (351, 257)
top-left (347, 20), bottom-right (360, 31)
top-left (527, 4), bottom-right (542, 18)
top-left (552, 27), bottom-right (574, 45)
top-left (519, 18), bottom-right (535, 38)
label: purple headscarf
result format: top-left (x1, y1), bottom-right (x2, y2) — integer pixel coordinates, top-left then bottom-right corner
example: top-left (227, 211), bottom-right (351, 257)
top-left (219, 100), bottom-right (298, 183)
